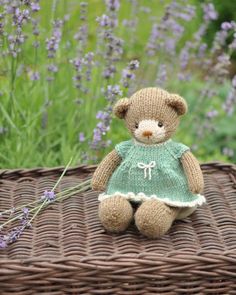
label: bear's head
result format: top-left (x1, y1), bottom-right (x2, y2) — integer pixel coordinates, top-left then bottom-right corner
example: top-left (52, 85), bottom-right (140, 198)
top-left (113, 87), bottom-right (187, 144)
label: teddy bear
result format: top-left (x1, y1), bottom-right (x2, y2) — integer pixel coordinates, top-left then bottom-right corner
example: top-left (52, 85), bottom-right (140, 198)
top-left (92, 87), bottom-right (205, 239)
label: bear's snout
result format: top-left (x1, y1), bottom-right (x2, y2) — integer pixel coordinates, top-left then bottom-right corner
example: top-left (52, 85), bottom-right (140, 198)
top-left (142, 131), bottom-right (153, 137)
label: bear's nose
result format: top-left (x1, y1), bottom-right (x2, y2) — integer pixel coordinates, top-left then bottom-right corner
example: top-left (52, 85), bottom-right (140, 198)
top-left (142, 131), bottom-right (153, 137)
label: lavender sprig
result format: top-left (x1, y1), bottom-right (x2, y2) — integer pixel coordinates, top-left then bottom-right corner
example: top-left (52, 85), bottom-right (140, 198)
top-left (0, 158), bottom-right (92, 249)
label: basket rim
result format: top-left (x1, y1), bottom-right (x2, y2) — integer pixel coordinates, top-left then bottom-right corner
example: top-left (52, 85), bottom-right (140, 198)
top-left (0, 164), bottom-right (96, 180)
top-left (0, 161), bottom-right (235, 180)
top-left (1, 251), bottom-right (236, 268)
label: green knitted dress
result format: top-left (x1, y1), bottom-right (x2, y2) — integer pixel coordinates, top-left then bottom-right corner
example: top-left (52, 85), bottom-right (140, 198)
top-left (98, 139), bottom-right (206, 207)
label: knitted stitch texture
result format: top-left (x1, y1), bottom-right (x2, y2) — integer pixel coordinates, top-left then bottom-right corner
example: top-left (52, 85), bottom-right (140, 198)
top-left (98, 195), bottom-right (133, 233)
top-left (92, 149), bottom-right (121, 192)
top-left (98, 139), bottom-right (205, 207)
top-left (135, 199), bottom-right (180, 238)
top-left (92, 87), bottom-right (205, 237)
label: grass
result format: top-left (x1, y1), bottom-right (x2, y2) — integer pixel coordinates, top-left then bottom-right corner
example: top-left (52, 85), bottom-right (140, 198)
top-left (0, 0), bottom-right (235, 169)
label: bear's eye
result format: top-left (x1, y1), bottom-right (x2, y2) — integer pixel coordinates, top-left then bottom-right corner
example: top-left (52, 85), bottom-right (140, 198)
top-left (135, 122), bottom-right (139, 129)
top-left (158, 122), bottom-right (163, 127)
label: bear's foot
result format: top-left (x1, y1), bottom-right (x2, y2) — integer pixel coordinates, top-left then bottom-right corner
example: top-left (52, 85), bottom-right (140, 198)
top-left (135, 199), bottom-right (179, 239)
top-left (99, 196), bottom-right (133, 233)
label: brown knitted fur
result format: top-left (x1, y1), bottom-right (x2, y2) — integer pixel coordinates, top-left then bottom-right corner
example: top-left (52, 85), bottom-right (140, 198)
top-left (113, 87), bottom-right (187, 144)
top-left (98, 195), bottom-right (133, 233)
top-left (92, 87), bottom-right (204, 238)
top-left (135, 199), bottom-right (180, 238)
top-left (181, 150), bottom-right (204, 194)
top-left (92, 149), bottom-right (121, 192)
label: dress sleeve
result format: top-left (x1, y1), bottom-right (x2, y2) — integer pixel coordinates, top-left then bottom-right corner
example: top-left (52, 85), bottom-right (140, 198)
top-left (115, 140), bottom-right (133, 159)
top-left (172, 141), bottom-right (190, 158)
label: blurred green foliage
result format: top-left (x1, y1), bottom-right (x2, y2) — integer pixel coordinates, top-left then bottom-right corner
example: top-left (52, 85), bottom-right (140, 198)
top-left (0, 0), bottom-right (235, 168)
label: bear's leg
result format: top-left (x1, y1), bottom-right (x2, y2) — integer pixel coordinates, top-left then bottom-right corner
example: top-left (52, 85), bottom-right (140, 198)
top-left (99, 195), bottom-right (133, 233)
top-left (134, 199), bottom-right (180, 238)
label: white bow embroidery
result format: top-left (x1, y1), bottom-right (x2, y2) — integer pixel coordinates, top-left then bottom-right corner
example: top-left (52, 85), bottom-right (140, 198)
top-left (137, 161), bottom-right (156, 180)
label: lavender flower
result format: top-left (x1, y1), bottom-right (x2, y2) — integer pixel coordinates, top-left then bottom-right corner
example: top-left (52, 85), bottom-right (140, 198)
top-left (212, 53), bottom-right (230, 82)
top-left (206, 110), bottom-right (218, 119)
top-left (79, 2), bottom-right (88, 20)
top-left (121, 60), bottom-right (139, 88)
top-left (71, 51), bottom-right (94, 91)
top-left (79, 132), bottom-right (85, 142)
top-left (30, 71), bottom-right (40, 81)
top-left (7, 226), bottom-right (24, 243)
top-left (202, 3), bottom-right (218, 21)
top-left (31, 2), bottom-right (40, 12)
top-left (47, 64), bottom-right (58, 73)
top-left (96, 4), bottom-right (123, 83)
top-left (41, 191), bottom-right (55, 202)
top-left (105, 0), bottom-right (120, 12)
top-left (46, 20), bottom-right (63, 58)
top-left (156, 64), bottom-right (167, 86)
top-left (223, 88), bottom-right (236, 116)
top-left (146, 24), bottom-right (160, 56)
top-left (146, 1), bottom-right (193, 58)
top-left (19, 207), bottom-right (30, 227)
top-left (22, 207), bottom-right (29, 216)
top-left (83, 52), bottom-right (94, 81)
top-left (74, 24), bottom-right (88, 44)
top-left (0, 238), bottom-right (7, 249)
top-left (0, 13), bottom-right (4, 36)
top-left (90, 84), bottom-right (123, 150)
top-left (179, 47), bottom-right (190, 70)
top-left (104, 84), bottom-right (122, 103)
top-left (96, 111), bottom-right (110, 120)
top-left (13, 8), bottom-right (31, 27)
top-left (96, 14), bottom-right (112, 27)
top-left (221, 22), bottom-right (232, 31)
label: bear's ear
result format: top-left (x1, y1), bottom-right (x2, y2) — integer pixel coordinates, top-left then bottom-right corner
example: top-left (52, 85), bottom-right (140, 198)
top-left (167, 94), bottom-right (188, 116)
top-left (113, 98), bottom-right (130, 119)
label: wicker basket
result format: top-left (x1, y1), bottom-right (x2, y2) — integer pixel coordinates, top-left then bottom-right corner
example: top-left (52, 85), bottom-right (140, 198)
top-left (0, 162), bottom-right (236, 295)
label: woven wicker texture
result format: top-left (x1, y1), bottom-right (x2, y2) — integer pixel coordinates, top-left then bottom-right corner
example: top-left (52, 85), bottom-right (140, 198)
top-left (0, 163), bottom-right (236, 295)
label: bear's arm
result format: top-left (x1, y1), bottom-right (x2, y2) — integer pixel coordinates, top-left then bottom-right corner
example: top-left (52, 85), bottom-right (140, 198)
top-left (92, 149), bottom-right (122, 192)
top-left (180, 150), bottom-right (204, 194)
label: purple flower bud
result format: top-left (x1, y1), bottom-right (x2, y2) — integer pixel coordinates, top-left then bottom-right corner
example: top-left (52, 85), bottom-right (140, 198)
top-left (30, 71), bottom-right (40, 81)
top-left (105, 0), bottom-right (120, 11)
top-left (156, 64), bottom-right (167, 86)
top-left (0, 239), bottom-right (7, 249)
top-left (96, 111), bottom-right (109, 120)
top-left (206, 110), bottom-right (218, 119)
top-left (221, 22), bottom-right (232, 30)
top-left (22, 207), bottom-right (29, 215)
top-left (46, 20), bottom-right (63, 58)
top-left (79, 132), bottom-right (85, 142)
top-left (96, 14), bottom-right (110, 27)
top-left (165, 38), bottom-right (176, 54)
top-left (202, 3), bottom-right (218, 21)
top-left (47, 64), bottom-right (58, 73)
top-left (31, 3), bottom-right (40, 12)
top-left (42, 191), bottom-right (55, 202)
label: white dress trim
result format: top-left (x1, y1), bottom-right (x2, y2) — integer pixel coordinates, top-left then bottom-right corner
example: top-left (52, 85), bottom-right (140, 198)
top-left (98, 191), bottom-right (206, 208)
